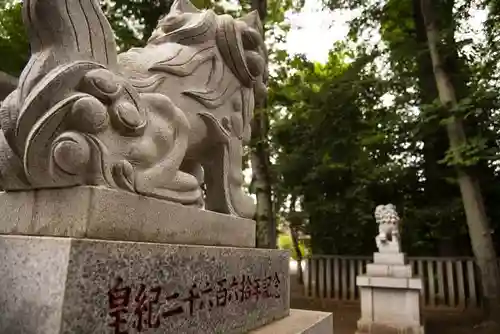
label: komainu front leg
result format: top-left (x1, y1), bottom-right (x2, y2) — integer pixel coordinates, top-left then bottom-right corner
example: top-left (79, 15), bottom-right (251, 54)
top-left (131, 93), bottom-right (202, 204)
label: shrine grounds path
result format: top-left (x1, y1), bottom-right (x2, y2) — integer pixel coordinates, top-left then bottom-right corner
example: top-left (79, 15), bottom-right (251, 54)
top-left (291, 294), bottom-right (499, 334)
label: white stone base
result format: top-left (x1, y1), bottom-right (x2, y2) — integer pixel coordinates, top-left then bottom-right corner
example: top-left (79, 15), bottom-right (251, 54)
top-left (366, 263), bottom-right (412, 278)
top-left (373, 252), bottom-right (406, 265)
top-left (356, 275), bottom-right (424, 334)
top-left (356, 319), bottom-right (424, 334)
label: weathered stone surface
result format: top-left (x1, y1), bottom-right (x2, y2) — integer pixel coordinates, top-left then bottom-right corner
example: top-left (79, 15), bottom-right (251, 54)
top-left (356, 205), bottom-right (424, 334)
top-left (356, 320), bottom-right (425, 334)
top-left (373, 252), bottom-right (406, 265)
top-left (374, 204), bottom-right (401, 253)
top-left (250, 309), bottom-right (333, 334)
top-left (0, 236), bottom-right (70, 334)
top-left (0, 0), bottom-right (267, 220)
top-left (357, 255), bottom-right (424, 332)
top-left (0, 186), bottom-right (255, 247)
top-left (357, 276), bottom-right (423, 289)
top-left (0, 235), bottom-right (289, 334)
top-left (356, 284), bottom-right (424, 334)
top-left (366, 263), bottom-right (413, 278)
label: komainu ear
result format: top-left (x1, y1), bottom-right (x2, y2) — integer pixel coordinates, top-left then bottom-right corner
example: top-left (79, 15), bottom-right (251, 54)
top-left (169, 0), bottom-right (201, 14)
top-left (238, 10), bottom-right (264, 36)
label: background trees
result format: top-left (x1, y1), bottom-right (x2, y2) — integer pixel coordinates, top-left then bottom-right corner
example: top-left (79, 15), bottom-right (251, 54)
top-left (1, 0), bottom-right (500, 312)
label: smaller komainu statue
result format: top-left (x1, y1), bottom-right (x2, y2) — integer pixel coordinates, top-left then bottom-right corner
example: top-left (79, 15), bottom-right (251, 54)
top-left (0, 0), bottom-right (267, 219)
top-left (374, 204), bottom-right (401, 253)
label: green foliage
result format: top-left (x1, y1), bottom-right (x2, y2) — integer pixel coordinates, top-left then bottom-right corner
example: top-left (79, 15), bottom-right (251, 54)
top-left (440, 136), bottom-right (492, 167)
top-left (269, 47), bottom-right (410, 255)
top-left (277, 233), bottom-right (309, 260)
top-left (2, 0), bottom-right (500, 257)
top-left (0, 1), bottom-right (28, 76)
top-left (268, 0), bottom-right (500, 256)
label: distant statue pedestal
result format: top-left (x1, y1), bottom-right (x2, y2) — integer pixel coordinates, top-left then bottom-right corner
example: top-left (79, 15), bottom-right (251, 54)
top-left (356, 205), bottom-right (425, 334)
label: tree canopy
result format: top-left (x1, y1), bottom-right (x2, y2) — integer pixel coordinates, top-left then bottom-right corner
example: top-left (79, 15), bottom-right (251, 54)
top-left (1, 0), bottom-right (500, 257)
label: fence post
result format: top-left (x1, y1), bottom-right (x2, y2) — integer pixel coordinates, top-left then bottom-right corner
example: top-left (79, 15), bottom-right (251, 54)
top-left (318, 257), bottom-right (326, 298)
top-left (456, 260), bottom-right (465, 309)
top-left (466, 260), bottom-right (477, 308)
top-left (436, 260), bottom-right (445, 306)
top-left (341, 258), bottom-right (348, 300)
top-left (298, 255), bottom-right (494, 310)
top-left (348, 259), bottom-right (355, 300)
top-left (428, 260), bottom-right (436, 307)
top-left (334, 257), bottom-right (340, 300)
top-left (446, 260), bottom-right (455, 307)
top-left (311, 258), bottom-right (318, 298)
top-left (305, 257), bottom-right (312, 297)
top-left (326, 258), bottom-right (332, 299)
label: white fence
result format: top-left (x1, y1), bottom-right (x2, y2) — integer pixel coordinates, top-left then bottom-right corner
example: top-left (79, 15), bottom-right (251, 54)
top-left (301, 255), bottom-right (500, 310)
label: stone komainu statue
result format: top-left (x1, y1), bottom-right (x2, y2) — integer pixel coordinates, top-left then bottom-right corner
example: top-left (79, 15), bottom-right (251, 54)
top-left (0, 0), bottom-right (267, 219)
top-left (374, 204), bottom-right (401, 252)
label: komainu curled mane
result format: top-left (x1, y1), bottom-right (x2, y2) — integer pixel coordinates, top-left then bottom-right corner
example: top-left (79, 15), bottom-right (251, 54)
top-left (374, 204), bottom-right (402, 252)
top-left (0, 0), bottom-right (267, 219)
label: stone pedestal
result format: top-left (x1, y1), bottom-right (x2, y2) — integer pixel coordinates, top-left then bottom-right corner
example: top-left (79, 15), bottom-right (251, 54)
top-left (251, 309), bottom-right (333, 334)
top-left (0, 186), bottom-right (255, 247)
top-left (0, 235), bottom-right (289, 334)
top-left (0, 187), bottom-right (333, 334)
top-left (356, 252), bottom-right (424, 334)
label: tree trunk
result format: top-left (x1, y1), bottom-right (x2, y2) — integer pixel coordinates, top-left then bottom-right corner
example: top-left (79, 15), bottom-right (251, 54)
top-left (250, 0), bottom-right (276, 249)
top-left (289, 195), bottom-right (304, 285)
top-left (412, 0), bottom-right (460, 256)
top-left (421, 0), bottom-right (500, 318)
top-left (290, 225), bottom-right (304, 284)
